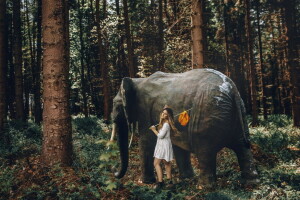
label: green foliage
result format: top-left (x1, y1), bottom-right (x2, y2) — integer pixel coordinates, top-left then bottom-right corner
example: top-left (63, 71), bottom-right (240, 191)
top-left (1, 115), bottom-right (299, 199)
top-left (251, 129), bottom-right (290, 153)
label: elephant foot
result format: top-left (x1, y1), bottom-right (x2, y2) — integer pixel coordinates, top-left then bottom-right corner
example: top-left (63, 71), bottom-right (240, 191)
top-left (198, 174), bottom-right (216, 189)
top-left (241, 170), bottom-right (259, 187)
top-left (241, 177), bottom-right (260, 187)
top-left (140, 176), bottom-right (156, 184)
top-left (179, 170), bottom-right (194, 180)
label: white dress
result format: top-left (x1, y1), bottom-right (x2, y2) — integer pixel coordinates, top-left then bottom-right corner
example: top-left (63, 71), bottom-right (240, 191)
top-left (153, 122), bottom-right (174, 162)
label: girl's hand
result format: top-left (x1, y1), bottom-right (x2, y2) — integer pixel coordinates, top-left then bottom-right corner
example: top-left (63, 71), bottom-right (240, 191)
top-left (149, 125), bottom-right (156, 131)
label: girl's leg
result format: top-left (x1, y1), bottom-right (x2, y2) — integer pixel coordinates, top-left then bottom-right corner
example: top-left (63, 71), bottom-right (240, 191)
top-left (163, 160), bottom-right (172, 180)
top-left (154, 158), bottom-right (163, 182)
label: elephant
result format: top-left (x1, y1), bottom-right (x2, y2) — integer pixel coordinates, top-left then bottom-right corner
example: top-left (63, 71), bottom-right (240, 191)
top-left (110, 68), bottom-right (259, 187)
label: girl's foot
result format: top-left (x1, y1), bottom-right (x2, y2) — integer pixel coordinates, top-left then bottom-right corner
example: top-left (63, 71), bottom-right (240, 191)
top-left (154, 181), bottom-right (164, 190)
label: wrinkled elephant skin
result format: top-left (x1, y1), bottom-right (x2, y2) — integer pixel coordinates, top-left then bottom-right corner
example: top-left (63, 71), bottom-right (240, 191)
top-left (111, 69), bottom-right (259, 187)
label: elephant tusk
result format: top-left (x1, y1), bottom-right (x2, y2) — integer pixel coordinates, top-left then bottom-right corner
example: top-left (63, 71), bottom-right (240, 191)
top-left (110, 123), bottom-right (117, 141)
top-left (128, 130), bottom-right (134, 148)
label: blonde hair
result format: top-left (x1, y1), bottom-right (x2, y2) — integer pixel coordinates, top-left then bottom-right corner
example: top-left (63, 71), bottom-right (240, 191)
top-left (158, 107), bottom-right (179, 135)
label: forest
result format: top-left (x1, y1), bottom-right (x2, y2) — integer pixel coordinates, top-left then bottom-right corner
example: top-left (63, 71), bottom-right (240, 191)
top-left (0, 0), bottom-right (299, 199)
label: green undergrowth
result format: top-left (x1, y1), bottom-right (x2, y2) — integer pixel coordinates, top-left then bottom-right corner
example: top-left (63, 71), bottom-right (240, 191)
top-left (0, 114), bottom-right (299, 199)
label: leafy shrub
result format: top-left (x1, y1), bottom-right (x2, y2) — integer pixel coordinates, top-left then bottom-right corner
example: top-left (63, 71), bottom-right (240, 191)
top-left (257, 114), bottom-right (291, 128)
top-left (72, 116), bottom-right (103, 136)
top-left (250, 129), bottom-right (290, 154)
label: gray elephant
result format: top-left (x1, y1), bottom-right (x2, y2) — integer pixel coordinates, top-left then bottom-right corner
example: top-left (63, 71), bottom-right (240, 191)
top-left (111, 68), bottom-right (258, 186)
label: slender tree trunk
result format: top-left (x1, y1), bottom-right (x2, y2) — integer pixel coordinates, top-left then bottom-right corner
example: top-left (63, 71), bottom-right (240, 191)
top-left (41, 0), bottom-right (72, 166)
top-left (8, 17), bottom-right (16, 119)
top-left (34, 0), bottom-right (42, 124)
top-left (78, 0), bottom-right (88, 117)
top-left (223, 0), bottom-right (246, 103)
top-left (278, 7), bottom-right (291, 116)
top-left (255, 0), bottom-right (267, 119)
top-left (158, 0), bottom-right (165, 71)
top-left (123, 0), bottom-right (136, 77)
top-left (24, 0), bottom-right (33, 120)
top-left (223, 2), bottom-right (230, 76)
top-left (0, 0), bottom-right (7, 133)
top-left (116, 0), bottom-right (128, 80)
top-left (13, 0), bottom-right (24, 121)
top-left (245, 0), bottom-right (258, 126)
top-left (283, 0), bottom-right (300, 126)
top-left (191, 0), bottom-right (205, 69)
top-left (96, 0), bottom-right (111, 121)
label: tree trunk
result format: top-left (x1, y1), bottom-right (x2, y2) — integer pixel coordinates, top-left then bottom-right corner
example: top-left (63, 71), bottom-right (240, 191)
top-left (0, 0), bottom-right (7, 133)
top-left (24, 0), bottom-right (33, 120)
top-left (158, 0), bottom-right (165, 71)
top-left (223, 0), bottom-right (247, 104)
top-left (41, 0), bottom-right (72, 166)
top-left (34, 0), bottom-right (42, 124)
top-left (283, 0), bottom-right (300, 126)
top-left (78, 0), bottom-right (88, 117)
top-left (96, 0), bottom-right (111, 121)
top-left (255, 0), bottom-right (267, 119)
top-left (8, 18), bottom-right (16, 119)
top-left (191, 0), bottom-right (205, 69)
top-left (13, 0), bottom-right (24, 121)
top-left (123, 0), bottom-right (136, 77)
top-left (245, 0), bottom-right (258, 126)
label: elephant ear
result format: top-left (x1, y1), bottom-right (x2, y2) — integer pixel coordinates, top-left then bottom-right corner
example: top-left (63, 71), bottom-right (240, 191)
top-left (120, 77), bottom-right (136, 123)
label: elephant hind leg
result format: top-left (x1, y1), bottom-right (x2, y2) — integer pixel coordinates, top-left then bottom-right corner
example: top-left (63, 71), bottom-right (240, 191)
top-left (231, 145), bottom-right (259, 185)
top-left (195, 150), bottom-right (217, 188)
top-left (173, 145), bottom-right (194, 179)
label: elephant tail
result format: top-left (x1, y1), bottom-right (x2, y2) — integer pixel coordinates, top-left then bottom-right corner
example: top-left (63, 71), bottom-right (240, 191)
top-left (234, 89), bottom-right (250, 148)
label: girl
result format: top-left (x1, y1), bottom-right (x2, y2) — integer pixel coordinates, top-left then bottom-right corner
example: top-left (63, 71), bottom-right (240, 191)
top-left (149, 106), bottom-right (178, 189)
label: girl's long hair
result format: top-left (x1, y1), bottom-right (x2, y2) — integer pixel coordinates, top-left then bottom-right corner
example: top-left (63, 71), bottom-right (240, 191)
top-left (158, 107), bottom-right (179, 135)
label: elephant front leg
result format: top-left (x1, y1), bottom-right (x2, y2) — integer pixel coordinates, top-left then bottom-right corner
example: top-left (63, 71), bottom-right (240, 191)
top-left (173, 145), bottom-right (194, 179)
top-left (139, 138), bottom-right (156, 184)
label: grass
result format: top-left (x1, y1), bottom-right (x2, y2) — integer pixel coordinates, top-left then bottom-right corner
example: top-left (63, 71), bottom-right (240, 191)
top-left (0, 114), bottom-right (299, 199)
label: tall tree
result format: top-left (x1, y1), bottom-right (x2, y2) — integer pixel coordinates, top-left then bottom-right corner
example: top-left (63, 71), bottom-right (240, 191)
top-left (158, 0), bottom-right (165, 71)
top-left (123, 0), bottom-right (136, 77)
top-left (12, 0), bottom-right (24, 121)
top-left (223, 0), bottom-right (247, 105)
top-left (283, 0), bottom-right (300, 126)
top-left (255, 0), bottom-right (268, 119)
top-left (191, 0), bottom-right (205, 69)
top-left (0, 0), bottom-right (7, 133)
top-left (245, 0), bottom-right (258, 126)
top-left (78, 0), bottom-right (88, 117)
top-left (41, 0), bottom-right (72, 166)
top-left (96, 0), bottom-right (111, 121)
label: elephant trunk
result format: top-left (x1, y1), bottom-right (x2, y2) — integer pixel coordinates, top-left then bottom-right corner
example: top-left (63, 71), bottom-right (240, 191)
top-left (114, 120), bottom-right (129, 179)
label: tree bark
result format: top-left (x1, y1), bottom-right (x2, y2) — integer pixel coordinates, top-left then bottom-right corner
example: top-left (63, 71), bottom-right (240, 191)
top-left (191, 0), bottom-right (205, 69)
top-left (283, 0), bottom-right (300, 126)
top-left (245, 0), bottom-right (258, 126)
top-left (123, 0), bottom-right (136, 77)
top-left (13, 0), bottom-right (24, 121)
top-left (41, 0), bottom-right (72, 166)
top-left (0, 0), bottom-right (7, 133)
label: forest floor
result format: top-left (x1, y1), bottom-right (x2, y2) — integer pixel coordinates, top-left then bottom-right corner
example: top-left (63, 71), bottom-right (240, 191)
top-left (0, 115), bottom-right (299, 199)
